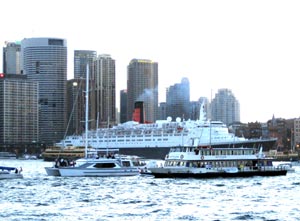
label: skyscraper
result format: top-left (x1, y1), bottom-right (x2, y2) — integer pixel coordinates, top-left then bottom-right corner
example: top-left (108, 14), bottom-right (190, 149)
top-left (0, 74), bottom-right (38, 148)
top-left (3, 41), bottom-right (21, 75)
top-left (166, 77), bottom-right (190, 121)
top-left (211, 88), bottom-right (240, 125)
top-left (21, 37), bottom-right (67, 145)
top-left (93, 54), bottom-right (116, 127)
top-left (127, 59), bottom-right (158, 123)
top-left (74, 50), bottom-right (96, 79)
top-left (66, 50), bottom-right (97, 135)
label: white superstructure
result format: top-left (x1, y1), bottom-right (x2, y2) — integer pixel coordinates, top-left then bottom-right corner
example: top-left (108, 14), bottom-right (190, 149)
top-left (56, 106), bottom-right (275, 154)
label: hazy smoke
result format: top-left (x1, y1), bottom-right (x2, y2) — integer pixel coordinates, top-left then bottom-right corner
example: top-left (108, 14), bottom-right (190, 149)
top-left (137, 86), bottom-right (158, 101)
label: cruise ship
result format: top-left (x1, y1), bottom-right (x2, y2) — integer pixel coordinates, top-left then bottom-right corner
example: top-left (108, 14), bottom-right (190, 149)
top-left (55, 102), bottom-right (277, 159)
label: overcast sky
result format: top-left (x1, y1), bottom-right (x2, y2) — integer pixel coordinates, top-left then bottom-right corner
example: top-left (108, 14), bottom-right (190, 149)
top-left (1, 0), bottom-right (300, 123)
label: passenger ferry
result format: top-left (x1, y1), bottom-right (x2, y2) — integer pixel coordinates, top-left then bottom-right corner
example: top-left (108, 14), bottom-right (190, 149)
top-left (140, 146), bottom-right (287, 178)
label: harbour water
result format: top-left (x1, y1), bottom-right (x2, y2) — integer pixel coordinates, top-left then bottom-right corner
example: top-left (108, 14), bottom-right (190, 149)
top-left (1, 160), bottom-right (300, 221)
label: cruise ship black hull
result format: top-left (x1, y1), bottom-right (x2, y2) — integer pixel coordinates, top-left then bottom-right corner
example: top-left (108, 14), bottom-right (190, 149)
top-left (118, 139), bottom-right (277, 159)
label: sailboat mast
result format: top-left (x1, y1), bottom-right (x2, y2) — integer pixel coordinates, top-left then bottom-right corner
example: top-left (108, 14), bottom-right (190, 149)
top-left (85, 64), bottom-right (89, 158)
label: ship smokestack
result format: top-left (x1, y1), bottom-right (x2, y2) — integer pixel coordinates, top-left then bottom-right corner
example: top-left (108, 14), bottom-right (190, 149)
top-left (132, 101), bottom-right (145, 123)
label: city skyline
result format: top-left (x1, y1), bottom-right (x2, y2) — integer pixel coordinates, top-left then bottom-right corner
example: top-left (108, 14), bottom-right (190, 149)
top-left (1, 0), bottom-right (300, 123)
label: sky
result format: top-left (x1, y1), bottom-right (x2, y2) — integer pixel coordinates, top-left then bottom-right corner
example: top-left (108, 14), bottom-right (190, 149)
top-left (1, 0), bottom-right (300, 123)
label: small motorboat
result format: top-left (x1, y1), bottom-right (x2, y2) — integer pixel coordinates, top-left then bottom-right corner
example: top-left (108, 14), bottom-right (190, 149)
top-left (0, 166), bottom-right (23, 179)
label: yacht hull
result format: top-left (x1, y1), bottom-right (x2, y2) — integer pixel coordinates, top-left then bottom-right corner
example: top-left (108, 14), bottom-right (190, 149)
top-left (44, 167), bottom-right (61, 176)
top-left (59, 168), bottom-right (139, 177)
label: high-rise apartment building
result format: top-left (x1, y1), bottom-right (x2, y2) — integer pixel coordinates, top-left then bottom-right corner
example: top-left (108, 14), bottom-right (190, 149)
top-left (3, 41), bottom-right (21, 75)
top-left (166, 77), bottom-right (190, 121)
top-left (21, 37), bottom-right (67, 145)
top-left (211, 88), bottom-right (240, 125)
top-left (0, 74), bottom-right (38, 148)
top-left (127, 59), bottom-right (158, 123)
top-left (74, 50), bottom-right (96, 79)
top-left (93, 54), bottom-right (116, 127)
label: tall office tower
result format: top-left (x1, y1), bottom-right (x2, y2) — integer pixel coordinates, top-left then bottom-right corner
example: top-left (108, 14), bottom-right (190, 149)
top-left (67, 50), bottom-right (97, 135)
top-left (74, 50), bottom-right (96, 79)
top-left (166, 77), bottom-right (190, 121)
top-left (0, 74), bottom-right (38, 149)
top-left (3, 41), bottom-right (21, 74)
top-left (211, 88), bottom-right (240, 126)
top-left (120, 89), bottom-right (128, 123)
top-left (127, 59), bottom-right (158, 123)
top-left (93, 54), bottom-right (116, 128)
top-left (21, 38), bottom-right (67, 145)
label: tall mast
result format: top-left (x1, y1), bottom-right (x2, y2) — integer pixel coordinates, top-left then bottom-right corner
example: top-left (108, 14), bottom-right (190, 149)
top-left (85, 64), bottom-right (89, 158)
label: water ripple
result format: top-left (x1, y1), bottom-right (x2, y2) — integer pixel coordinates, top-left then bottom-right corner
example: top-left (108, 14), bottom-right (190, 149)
top-left (1, 161), bottom-right (300, 220)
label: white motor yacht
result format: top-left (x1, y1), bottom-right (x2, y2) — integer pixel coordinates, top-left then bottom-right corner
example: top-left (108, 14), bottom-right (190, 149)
top-left (58, 157), bottom-right (139, 177)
